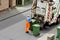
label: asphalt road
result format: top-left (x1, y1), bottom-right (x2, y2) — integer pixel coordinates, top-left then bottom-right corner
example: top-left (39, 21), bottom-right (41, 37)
top-left (0, 10), bottom-right (60, 40)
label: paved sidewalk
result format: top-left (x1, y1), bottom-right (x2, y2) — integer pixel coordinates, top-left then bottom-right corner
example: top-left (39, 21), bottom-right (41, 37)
top-left (37, 33), bottom-right (56, 40)
top-left (0, 4), bottom-right (32, 21)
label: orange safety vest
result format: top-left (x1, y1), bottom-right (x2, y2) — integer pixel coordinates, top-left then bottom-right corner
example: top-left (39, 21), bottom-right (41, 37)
top-left (25, 20), bottom-right (30, 32)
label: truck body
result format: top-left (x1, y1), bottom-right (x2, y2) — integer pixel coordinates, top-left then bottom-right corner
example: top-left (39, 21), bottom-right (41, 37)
top-left (31, 0), bottom-right (59, 28)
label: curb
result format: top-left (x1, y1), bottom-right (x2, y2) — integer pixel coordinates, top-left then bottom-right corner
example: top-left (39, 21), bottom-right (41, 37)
top-left (0, 8), bottom-right (31, 22)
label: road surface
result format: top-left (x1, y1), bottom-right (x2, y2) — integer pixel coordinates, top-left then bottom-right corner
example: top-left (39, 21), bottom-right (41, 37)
top-left (0, 10), bottom-right (60, 40)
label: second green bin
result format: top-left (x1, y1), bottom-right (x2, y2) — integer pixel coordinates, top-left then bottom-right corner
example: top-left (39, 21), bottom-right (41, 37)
top-left (32, 24), bottom-right (40, 36)
top-left (57, 26), bottom-right (60, 40)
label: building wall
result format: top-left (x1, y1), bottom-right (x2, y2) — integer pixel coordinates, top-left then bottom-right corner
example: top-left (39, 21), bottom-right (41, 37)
top-left (11, 0), bottom-right (16, 7)
top-left (0, 0), bottom-right (16, 11)
top-left (0, 0), bottom-right (9, 11)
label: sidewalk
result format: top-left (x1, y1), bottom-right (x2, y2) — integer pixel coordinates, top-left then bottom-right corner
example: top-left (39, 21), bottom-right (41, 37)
top-left (37, 33), bottom-right (56, 40)
top-left (0, 4), bottom-right (32, 21)
top-left (37, 25), bottom-right (58, 40)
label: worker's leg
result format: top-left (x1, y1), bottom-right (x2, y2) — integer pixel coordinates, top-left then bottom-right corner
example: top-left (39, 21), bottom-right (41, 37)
top-left (28, 22), bottom-right (30, 30)
top-left (26, 27), bottom-right (29, 33)
top-left (26, 22), bottom-right (30, 33)
top-left (26, 28), bottom-right (29, 33)
top-left (25, 21), bottom-right (30, 33)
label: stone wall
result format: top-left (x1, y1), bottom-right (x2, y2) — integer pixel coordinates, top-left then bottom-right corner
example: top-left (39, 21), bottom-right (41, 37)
top-left (0, 0), bottom-right (9, 11)
top-left (11, 0), bottom-right (16, 7)
top-left (0, 0), bottom-right (16, 11)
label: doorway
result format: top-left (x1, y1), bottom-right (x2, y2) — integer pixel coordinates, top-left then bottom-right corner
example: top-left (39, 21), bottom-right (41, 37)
top-left (9, 0), bottom-right (12, 7)
top-left (16, 0), bottom-right (22, 6)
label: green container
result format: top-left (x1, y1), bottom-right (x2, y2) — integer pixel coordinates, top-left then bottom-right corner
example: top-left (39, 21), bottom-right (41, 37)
top-left (57, 27), bottom-right (60, 37)
top-left (30, 19), bottom-right (36, 31)
top-left (57, 36), bottom-right (60, 40)
top-left (32, 24), bottom-right (40, 36)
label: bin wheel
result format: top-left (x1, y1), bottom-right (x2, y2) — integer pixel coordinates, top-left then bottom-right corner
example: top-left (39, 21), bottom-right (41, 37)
top-left (40, 24), bottom-right (45, 30)
top-left (40, 27), bottom-right (44, 30)
top-left (34, 33), bottom-right (40, 37)
top-left (43, 22), bottom-right (51, 29)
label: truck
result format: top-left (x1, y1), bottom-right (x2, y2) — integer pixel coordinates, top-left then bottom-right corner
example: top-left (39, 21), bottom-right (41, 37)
top-left (31, 0), bottom-right (60, 29)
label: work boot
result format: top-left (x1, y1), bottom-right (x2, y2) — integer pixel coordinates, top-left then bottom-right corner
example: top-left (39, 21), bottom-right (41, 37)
top-left (26, 32), bottom-right (29, 33)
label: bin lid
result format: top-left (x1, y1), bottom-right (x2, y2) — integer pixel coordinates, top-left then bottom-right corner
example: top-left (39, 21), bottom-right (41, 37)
top-left (33, 24), bottom-right (40, 27)
top-left (57, 26), bottom-right (60, 29)
top-left (31, 19), bottom-right (36, 22)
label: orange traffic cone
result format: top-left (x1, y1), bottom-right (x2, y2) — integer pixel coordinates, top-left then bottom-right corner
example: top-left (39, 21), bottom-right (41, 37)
top-left (25, 20), bottom-right (30, 33)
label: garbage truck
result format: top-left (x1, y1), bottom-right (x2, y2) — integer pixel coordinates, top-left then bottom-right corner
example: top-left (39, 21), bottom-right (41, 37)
top-left (31, 0), bottom-right (60, 29)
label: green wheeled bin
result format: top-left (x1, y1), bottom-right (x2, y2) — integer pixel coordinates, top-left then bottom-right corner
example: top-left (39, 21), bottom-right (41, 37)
top-left (57, 37), bottom-right (60, 40)
top-left (30, 19), bottom-right (36, 31)
top-left (57, 36), bottom-right (60, 40)
top-left (32, 24), bottom-right (40, 36)
top-left (57, 26), bottom-right (60, 40)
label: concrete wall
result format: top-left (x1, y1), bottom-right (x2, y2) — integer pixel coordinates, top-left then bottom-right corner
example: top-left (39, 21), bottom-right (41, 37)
top-left (0, 0), bottom-right (16, 11)
top-left (11, 0), bottom-right (16, 7)
top-left (0, 0), bottom-right (9, 11)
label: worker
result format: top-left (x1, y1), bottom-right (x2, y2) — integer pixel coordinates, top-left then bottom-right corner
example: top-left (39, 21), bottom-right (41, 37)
top-left (25, 15), bottom-right (31, 33)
